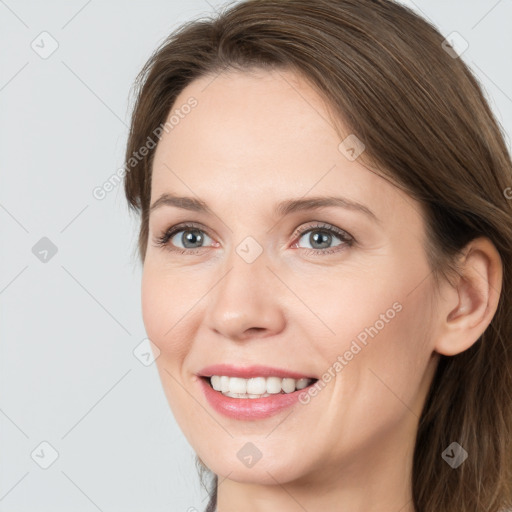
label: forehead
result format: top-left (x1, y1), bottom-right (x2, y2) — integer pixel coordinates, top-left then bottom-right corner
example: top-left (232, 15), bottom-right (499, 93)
top-left (150, 68), bottom-right (412, 221)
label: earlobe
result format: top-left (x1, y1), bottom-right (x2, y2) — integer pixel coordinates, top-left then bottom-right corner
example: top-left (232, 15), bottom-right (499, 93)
top-left (434, 237), bottom-right (503, 357)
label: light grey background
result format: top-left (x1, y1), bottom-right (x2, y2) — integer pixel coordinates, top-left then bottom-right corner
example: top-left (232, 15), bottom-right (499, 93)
top-left (1, 1), bottom-right (511, 511)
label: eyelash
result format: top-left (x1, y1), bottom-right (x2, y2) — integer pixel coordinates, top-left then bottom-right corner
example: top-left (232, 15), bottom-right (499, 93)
top-left (152, 221), bottom-right (355, 256)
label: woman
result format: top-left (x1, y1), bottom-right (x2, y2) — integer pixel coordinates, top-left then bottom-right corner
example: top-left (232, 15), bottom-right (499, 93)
top-left (123, 0), bottom-right (512, 510)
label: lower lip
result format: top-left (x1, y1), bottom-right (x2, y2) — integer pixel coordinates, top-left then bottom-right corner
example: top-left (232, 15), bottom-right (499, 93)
top-left (199, 377), bottom-right (316, 420)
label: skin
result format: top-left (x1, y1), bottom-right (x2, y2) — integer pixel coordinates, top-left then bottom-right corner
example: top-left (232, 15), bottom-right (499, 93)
top-left (141, 68), bottom-right (502, 512)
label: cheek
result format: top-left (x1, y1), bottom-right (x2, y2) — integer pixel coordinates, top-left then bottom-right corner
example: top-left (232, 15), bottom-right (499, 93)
top-left (289, 264), bottom-right (405, 358)
top-left (307, 258), bottom-right (435, 400)
top-left (141, 264), bottom-right (188, 357)
top-left (141, 267), bottom-right (167, 344)
top-left (141, 262), bottom-right (206, 372)
top-left (331, 280), bottom-right (435, 428)
top-left (322, 244), bottom-right (433, 357)
top-left (141, 264), bottom-right (200, 429)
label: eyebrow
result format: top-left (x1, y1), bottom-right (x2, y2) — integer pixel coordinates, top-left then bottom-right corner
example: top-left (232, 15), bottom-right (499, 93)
top-left (150, 193), bottom-right (378, 222)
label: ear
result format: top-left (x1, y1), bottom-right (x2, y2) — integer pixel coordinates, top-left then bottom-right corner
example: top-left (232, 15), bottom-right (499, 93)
top-left (433, 237), bottom-right (503, 356)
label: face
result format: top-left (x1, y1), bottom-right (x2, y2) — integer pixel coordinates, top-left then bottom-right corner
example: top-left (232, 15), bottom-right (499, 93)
top-left (142, 68), bottom-right (440, 487)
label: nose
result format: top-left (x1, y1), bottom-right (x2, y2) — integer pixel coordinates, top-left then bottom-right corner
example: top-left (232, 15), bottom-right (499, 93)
top-left (203, 245), bottom-right (286, 342)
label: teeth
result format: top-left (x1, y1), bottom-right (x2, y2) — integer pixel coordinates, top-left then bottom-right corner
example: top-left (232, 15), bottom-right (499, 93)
top-left (296, 378), bottom-right (310, 390)
top-left (247, 377), bottom-right (266, 394)
top-left (209, 375), bottom-right (315, 397)
top-left (220, 376), bottom-right (230, 393)
top-left (223, 391), bottom-right (272, 399)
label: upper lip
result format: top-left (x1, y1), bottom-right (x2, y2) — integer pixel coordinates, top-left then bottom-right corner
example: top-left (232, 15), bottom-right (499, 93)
top-left (198, 364), bottom-right (317, 380)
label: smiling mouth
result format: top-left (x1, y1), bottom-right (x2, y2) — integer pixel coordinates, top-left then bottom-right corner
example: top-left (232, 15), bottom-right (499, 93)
top-left (201, 375), bottom-right (319, 399)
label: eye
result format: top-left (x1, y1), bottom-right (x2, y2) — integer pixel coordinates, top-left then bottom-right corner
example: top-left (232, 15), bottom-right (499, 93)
top-left (292, 222), bottom-right (354, 255)
top-left (153, 222), bottom-right (216, 254)
top-left (152, 221), bottom-right (354, 256)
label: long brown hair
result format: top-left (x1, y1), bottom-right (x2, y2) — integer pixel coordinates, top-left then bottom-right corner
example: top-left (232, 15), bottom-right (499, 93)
top-left (123, 1), bottom-right (512, 510)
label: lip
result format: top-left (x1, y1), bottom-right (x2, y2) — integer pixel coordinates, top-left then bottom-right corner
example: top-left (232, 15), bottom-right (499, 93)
top-left (197, 364), bottom-right (318, 420)
top-left (197, 363), bottom-right (316, 380)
